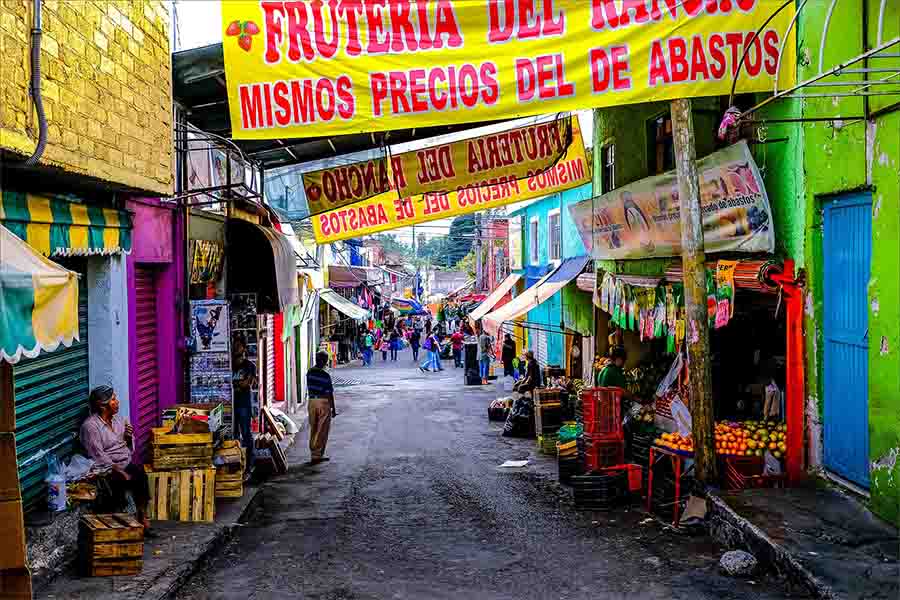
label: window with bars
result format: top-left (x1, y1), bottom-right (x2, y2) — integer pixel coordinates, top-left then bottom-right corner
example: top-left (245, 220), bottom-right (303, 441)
top-left (601, 144), bottom-right (615, 194)
top-left (529, 217), bottom-right (539, 265)
top-left (647, 114), bottom-right (674, 175)
top-left (548, 209), bottom-right (561, 261)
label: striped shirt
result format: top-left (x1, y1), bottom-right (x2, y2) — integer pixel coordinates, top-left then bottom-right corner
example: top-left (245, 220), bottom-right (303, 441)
top-left (306, 367), bottom-right (334, 399)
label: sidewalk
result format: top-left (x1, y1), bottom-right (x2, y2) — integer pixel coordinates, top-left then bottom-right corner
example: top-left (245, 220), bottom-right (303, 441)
top-left (709, 482), bottom-right (899, 599)
top-left (35, 423), bottom-right (304, 600)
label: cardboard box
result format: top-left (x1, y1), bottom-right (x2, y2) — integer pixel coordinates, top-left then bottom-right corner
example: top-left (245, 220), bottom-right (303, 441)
top-left (0, 500), bottom-right (27, 570)
top-left (0, 434), bottom-right (21, 502)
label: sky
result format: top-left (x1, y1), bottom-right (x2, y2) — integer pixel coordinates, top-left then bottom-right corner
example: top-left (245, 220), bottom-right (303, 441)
top-left (173, 1), bottom-right (593, 247)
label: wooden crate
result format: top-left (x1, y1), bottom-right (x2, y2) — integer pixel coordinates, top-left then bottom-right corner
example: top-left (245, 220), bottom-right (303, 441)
top-left (146, 467), bottom-right (216, 522)
top-left (151, 427), bottom-right (213, 470)
top-left (78, 514), bottom-right (144, 577)
top-left (214, 444), bottom-right (244, 499)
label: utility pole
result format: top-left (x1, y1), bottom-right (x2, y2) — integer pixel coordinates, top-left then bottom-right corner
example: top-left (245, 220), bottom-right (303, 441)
top-left (474, 211), bottom-right (483, 291)
top-left (670, 98), bottom-right (717, 483)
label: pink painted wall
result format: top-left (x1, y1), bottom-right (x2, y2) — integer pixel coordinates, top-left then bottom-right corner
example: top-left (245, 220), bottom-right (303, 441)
top-left (126, 198), bottom-right (184, 460)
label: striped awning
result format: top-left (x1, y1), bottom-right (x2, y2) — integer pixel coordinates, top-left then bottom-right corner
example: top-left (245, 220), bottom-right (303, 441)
top-left (0, 224), bottom-right (79, 364)
top-left (0, 190), bottom-right (132, 256)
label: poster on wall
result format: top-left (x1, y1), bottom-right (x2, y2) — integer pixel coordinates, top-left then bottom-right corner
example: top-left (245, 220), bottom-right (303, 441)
top-left (508, 215), bottom-right (523, 271)
top-left (568, 141), bottom-right (775, 260)
top-left (191, 300), bottom-right (230, 353)
top-left (189, 300), bottom-right (233, 413)
top-left (220, 1), bottom-right (796, 140)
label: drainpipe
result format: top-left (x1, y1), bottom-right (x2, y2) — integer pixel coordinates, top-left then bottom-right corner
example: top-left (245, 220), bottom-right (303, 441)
top-left (24, 0), bottom-right (48, 166)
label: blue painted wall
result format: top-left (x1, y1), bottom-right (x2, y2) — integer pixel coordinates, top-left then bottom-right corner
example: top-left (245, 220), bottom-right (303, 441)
top-left (507, 183), bottom-right (592, 367)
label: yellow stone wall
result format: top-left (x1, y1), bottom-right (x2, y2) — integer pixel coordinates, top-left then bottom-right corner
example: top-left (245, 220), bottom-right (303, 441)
top-left (0, 0), bottom-right (173, 195)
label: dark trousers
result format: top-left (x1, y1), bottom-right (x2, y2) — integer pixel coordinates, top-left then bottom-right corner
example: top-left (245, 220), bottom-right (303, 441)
top-left (234, 404), bottom-right (255, 464)
top-left (411, 344), bottom-right (419, 360)
top-left (453, 348), bottom-right (462, 367)
top-left (504, 362), bottom-right (515, 377)
top-left (390, 347), bottom-right (398, 360)
top-left (101, 463), bottom-right (150, 514)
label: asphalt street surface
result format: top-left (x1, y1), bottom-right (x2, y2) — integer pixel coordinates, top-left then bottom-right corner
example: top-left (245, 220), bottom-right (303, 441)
top-left (174, 350), bottom-right (790, 599)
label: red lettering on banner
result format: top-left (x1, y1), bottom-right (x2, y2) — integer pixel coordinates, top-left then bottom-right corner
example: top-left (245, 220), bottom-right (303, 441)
top-left (311, 0), bottom-right (339, 58)
top-left (365, 0), bottom-right (389, 53)
top-left (262, 2), bottom-right (285, 64)
top-left (590, 45), bottom-right (631, 92)
top-left (285, 1), bottom-right (314, 61)
top-left (515, 54), bottom-right (575, 102)
top-left (369, 64), bottom-right (499, 116)
top-left (725, 32), bottom-right (744, 75)
top-left (433, 0), bottom-right (463, 48)
top-left (744, 31), bottom-right (762, 77)
top-left (341, 0), bottom-right (364, 55)
top-left (389, 0), bottom-right (417, 51)
top-left (762, 30), bottom-right (779, 74)
top-left (488, 0), bottom-right (565, 43)
top-left (690, 35), bottom-right (710, 80)
top-left (240, 85), bottom-right (265, 129)
top-left (709, 34), bottom-right (727, 78)
top-left (416, 147), bottom-right (456, 185)
top-left (591, 0), bottom-right (755, 30)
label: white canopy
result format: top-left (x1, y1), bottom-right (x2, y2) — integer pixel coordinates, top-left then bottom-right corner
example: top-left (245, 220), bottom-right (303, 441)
top-left (467, 273), bottom-right (521, 325)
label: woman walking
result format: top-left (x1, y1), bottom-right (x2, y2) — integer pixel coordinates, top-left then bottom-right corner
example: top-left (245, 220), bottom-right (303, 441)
top-left (419, 329), bottom-right (441, 372)
top-left (410, 328), bottom-right (421, 362)
top-left (389, 327), bottom-right (400, 361)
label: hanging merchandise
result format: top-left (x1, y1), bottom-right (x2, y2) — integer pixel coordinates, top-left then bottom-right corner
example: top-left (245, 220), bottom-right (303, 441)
top-left (715, 260), bottom-right (738, 328)
top-left (706, 269), bottom-right (718, 327)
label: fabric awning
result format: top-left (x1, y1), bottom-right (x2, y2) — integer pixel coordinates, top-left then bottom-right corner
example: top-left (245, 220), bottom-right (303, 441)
top-left (319, 288), bottom-right (369, 320)
top-left (1, 224), bottom-right (79, 364)
top-left (447, 278), bottom-right (475, 297)
top-left (468, 273), bottom-right (521, 324)
top-left (390, 297), bottom-right (428, 316)
top-left (226, 219), bottom-right (299, 313)
top-left (0, 191), bottom-right (132, 256)
top-left (483, 256), bottom-right (590, 338)
top-left (328, 265), bottom-right (386, 288)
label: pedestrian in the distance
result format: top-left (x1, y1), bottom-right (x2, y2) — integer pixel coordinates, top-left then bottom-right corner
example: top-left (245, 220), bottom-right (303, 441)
top-left (307, 351), bottom-right (337, 464)
top-left (231, 335), bottom-right (256, 466)
top-left (389, 327), bottom-right (400, 361)
top-left (502, 333), bottom-right (517, 378)
top-left (410, 328), bottom-right (421, 361)
top-left (363, 329), bottom-right (375, 366)
top-left (450, 326), bottom-right (464, 368)
top-left (477, 324), bottom-right (494, 385)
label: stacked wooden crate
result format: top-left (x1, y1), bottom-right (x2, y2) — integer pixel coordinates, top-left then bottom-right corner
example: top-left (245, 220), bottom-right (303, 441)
top-left (214, 441), bottom-right (245, 498)
top-left (78, 513), bottom-right (144, 576)
top-left (147, 427), bottom-right (216, 522)
top-left (0, 365), bottom-right (31, 594)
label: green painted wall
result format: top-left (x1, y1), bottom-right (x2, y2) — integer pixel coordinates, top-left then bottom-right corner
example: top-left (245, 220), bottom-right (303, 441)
top-left (775, 0), bottom-right (900, 524)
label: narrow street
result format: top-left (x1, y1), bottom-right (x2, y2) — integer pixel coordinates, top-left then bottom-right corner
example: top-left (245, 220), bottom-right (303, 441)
top-left (174, 351), bottom-right (786, 600)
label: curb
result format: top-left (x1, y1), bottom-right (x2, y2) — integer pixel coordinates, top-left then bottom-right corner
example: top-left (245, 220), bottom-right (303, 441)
top-left (706, 493), bottom-right (834, 599)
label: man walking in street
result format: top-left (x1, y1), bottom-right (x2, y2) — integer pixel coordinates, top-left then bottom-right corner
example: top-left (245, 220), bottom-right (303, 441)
top-left (450, 326), bottom-right (464, 368)
top-left (307, 351), bottom-right (337, 464)
top-left (362, 329), bottom-right (375, 366)
top-left (478, 324), bottom-right (494, 385)
top-left (410, 327), bottom-right (421, 362)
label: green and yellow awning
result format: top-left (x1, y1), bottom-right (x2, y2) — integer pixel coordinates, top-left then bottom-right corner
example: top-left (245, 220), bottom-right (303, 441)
top-left (0, 190), bottom-right (132, 256)
top-left (1, 224), bottom-right (79, 364)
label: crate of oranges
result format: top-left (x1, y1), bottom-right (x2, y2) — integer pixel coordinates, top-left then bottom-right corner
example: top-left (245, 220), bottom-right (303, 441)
top-left (653, 432), bottom-right (694, 456)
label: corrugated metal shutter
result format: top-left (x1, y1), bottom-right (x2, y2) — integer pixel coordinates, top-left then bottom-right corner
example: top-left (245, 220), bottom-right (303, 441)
top-left (134, 267), bottom-right (159, 462)
top-left (13, 260), bottom-right (89, 511)
top-left (533, 329), bottom-right (548, 368)
top-left (266, 315), bottom-right (275, 405)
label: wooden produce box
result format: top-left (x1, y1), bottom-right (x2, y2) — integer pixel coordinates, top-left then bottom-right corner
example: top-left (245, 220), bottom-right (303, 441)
top-left (151, 427), bottom-right (213, 470)
top-left (78, 514), bottom-right (144, 577)
top-left (214, 442), bottom-right (245, 499)
top-left (146, 467), bottom-right (215, 522)
top-left (161, 403), bottom-right (224, 434)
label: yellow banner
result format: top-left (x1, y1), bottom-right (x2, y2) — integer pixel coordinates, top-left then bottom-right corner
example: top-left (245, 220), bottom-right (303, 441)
top-left (313, 118), bottom-right (590, 243)
top-left (221, 1), bottom-right (795, 140)
top-left (302, 117), bottom-right (572, 214)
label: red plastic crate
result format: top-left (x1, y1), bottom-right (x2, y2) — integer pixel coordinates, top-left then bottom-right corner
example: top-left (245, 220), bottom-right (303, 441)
top-left (724, 456), bottom-right (786, 491)
top-left (584, 438), bottom-right (625, 472)
top-left (581, 387), bottom-right (623, 438)
top-left (599, 464), bottom-right (643, 492)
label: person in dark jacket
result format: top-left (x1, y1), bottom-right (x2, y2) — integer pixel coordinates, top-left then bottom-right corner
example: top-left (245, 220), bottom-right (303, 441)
top-left (513, 350), bottom-right (542, 396)
top-left (501, 334), bottom-right (517, 377)
top-left (410, 328), bottom-right (422, 361)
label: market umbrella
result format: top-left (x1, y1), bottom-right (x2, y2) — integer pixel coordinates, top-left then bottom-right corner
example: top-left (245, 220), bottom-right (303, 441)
top-left (0, 224), bottom-right (79, 364)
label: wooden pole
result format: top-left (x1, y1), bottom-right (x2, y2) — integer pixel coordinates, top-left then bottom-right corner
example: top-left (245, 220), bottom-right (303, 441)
top-left (670, 98), bottom-right (717, 483)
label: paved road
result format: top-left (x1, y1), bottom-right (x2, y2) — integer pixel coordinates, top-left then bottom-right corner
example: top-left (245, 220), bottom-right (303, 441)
top-left (175, 350), bottom-right (788, 599)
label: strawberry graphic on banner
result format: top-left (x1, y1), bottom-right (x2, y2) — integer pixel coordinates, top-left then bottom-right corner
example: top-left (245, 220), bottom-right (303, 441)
top-left (225, 20), bottom-right (259, 52)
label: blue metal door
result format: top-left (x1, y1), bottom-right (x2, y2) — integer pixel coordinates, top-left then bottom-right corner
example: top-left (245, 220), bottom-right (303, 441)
top-left (823, 193), bottom-right (871, 487)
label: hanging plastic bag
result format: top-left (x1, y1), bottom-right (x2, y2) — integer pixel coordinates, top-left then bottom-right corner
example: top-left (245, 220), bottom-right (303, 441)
top-left (45, 454), bottom-right (67, 511)
top-left (670, 396), bottom-right (692, 437)
top-left (65, 455), bottom-right (94, 482)
top-left (656, 353), bottom-right (684, 398)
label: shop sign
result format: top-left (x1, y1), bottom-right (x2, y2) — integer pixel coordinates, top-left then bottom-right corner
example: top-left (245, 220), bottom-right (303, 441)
top-left (302, 118), bottom-right (572, 214)
top-left (221, 1), bottom-right (795, 140)
top-left (569, 140), bottom-right (774, 260)
top-left (508, 215), bottom-right (523, 271)
top-left (312, 118), bottom-right (590, 243)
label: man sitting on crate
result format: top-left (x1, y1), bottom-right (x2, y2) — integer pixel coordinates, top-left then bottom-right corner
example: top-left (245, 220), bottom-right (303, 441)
top-left (80, 385), bottom-right (152, 533)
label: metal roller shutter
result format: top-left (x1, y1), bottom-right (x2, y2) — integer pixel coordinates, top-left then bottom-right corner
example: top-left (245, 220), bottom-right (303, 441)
top-left (533, 329), bottom-right (548, 368)
top-left (134, 267), bottom-right (159, 462)
top-left (14, 260), bottom-right (89, 511)
top-left (266, 315), bottom-right (275, 405)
